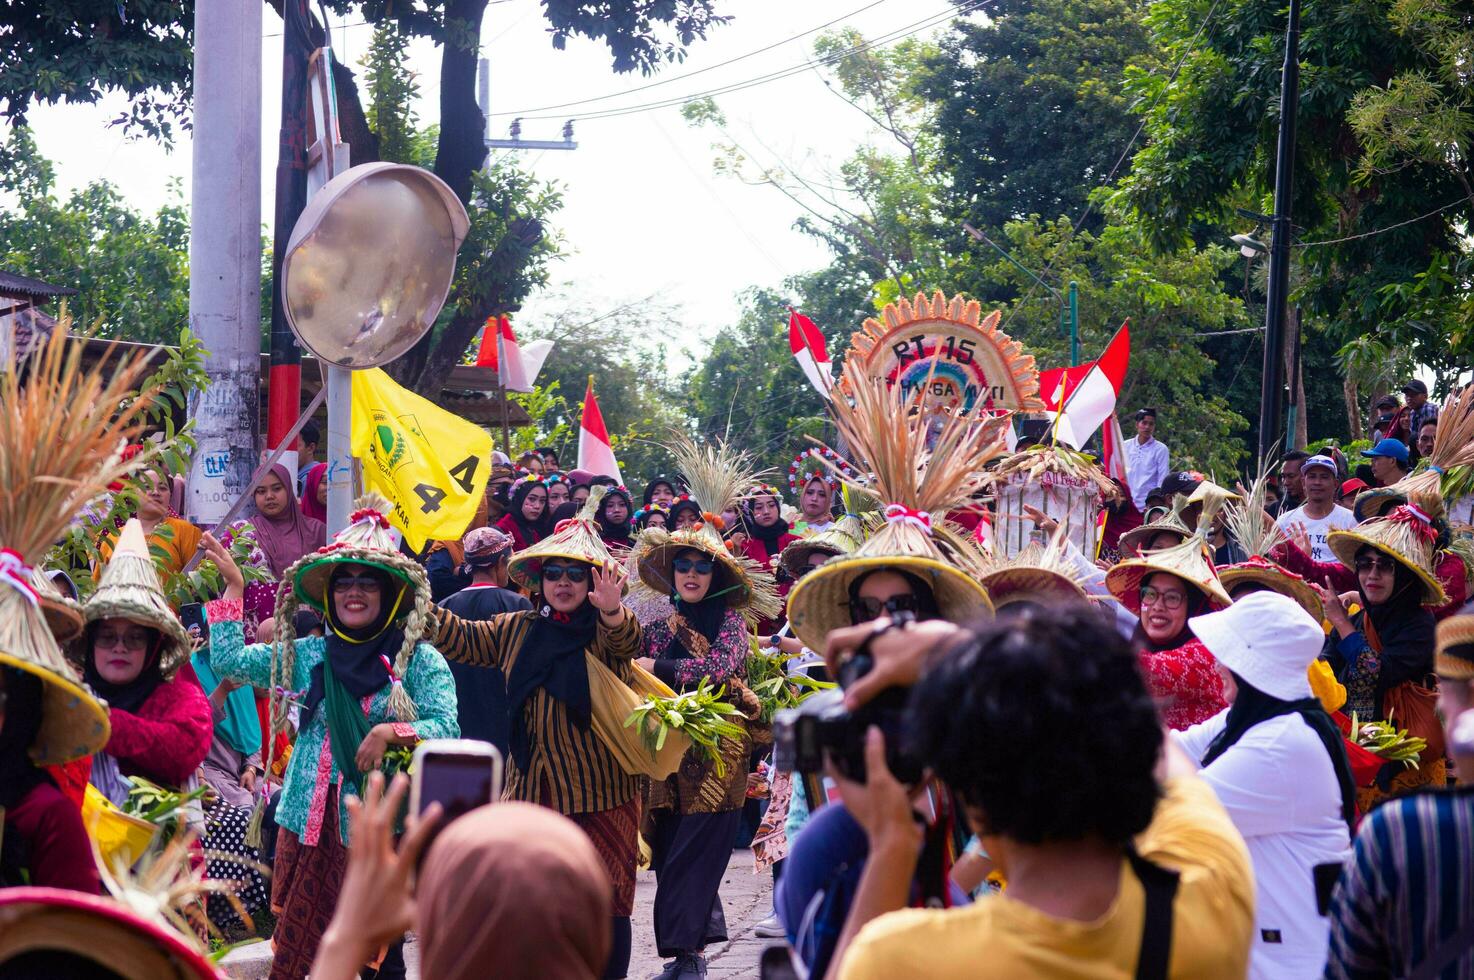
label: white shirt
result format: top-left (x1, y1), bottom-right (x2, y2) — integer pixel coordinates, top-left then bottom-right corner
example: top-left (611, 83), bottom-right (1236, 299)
top-left (1275, 504), bottom-right (1357, 563)
top-left (1124, 436), bottom-right (1170, 509)
top-left (1175, 710), bottom-right (1350, 980)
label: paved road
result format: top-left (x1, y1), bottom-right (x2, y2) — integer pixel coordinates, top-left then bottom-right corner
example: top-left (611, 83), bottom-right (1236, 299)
top-left (222, 850), bottom-right (777, 979)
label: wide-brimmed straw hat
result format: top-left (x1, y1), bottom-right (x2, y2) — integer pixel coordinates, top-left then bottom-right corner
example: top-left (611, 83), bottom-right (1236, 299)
top-left (976, 533), bottom-right (1090, 609)
top-left (83, 519), bottom-right (192, 677)
top-left (290, 496), bottom-right (430, 615)
top-left (1327, 502), bottom-right (1447, 605)
top-left (1435, 614), bottom-right (1474, 680)
top-left (1179, 480), bottom-right (1241, 533)
top-left (508, 485), bottom-right (619, 588)
top-left (778, 516), bottom-right (865, 580)
top-left (1105, 531), bottom-right (1232, 614)
top-left (1117, 494), bottom-right (1193, 558)
top-left (32, 565), bottom-right (84, 644)
top-left (633, 522), bottom-right (780, 621)
top-left (1218, 554), bottom-right (1324, 621)
top-left (0, 887), bottom-right (220, 979)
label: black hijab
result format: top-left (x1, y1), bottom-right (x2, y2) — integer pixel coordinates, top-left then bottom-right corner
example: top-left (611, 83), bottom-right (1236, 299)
top-left (643, 476), bottom-right (681, 506)
top-left (508, 479), bottom-right (550, 545)
top-left (82, 622), bottom-right (165, 715)
top-left (0, 668), bottom-right (49, 809)
top-left (667, 498), bottom-right (703, 529)
top-left (663, 550), bottom-right (734, 659)
top-left (596, 488), bottom-right (634, 547)
top-left (507, 593), bottom-right (595, 772)
top-left (1348, 548), bottom-right (1436, 705)
top-left (745, 492), bottom-right (790, 555)
top-left (301, 565), bottom-right (405, 733)
top-left (1202, 672), bottom-right (1357, 831)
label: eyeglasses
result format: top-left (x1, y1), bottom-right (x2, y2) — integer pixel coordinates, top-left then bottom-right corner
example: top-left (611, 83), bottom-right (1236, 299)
top-left (672, 557), bottom-right (714, 575)
top-left (1139, 586), bottom-right (1187, 610)
top-left (847, 594), bottom-right (920, 622)
top-left (1355, 556), bottom-right (1398, 574)
top-left (95, 627), bottom-right (154, 651)
top-left (332, 575), bottom-right (383, 594)
top-left (542, 564), bottom-right (589, 583)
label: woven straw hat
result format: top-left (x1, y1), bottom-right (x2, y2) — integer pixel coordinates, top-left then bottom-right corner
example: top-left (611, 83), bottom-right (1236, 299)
top-left (508, 485), bottom-right (619, 589)
top-left (1435, 614), bottom-right (1474, 680)
top-left (778, 515), bottom-right (865, 580)
top-left (31, 565), bottom-right (83, 644)
top-left (633, 523), bottom-right (780, 621)
top-left (1117, 494), bottom-right (1193, 558)
top-left (291, 496), bottom-right (432, 614)
top-left (1105, 531), bottom-right (1232, 614)
top-left (0, 887), bottom-right (220, 980)
top-left (976, 533), bottom-right (1091, 609)
top-left (83, 519), bottom-right (192, 678)
top-left (1218, 554), bottom-right (1325, 621)
top-left (785, 358), bottom-right (1005, 652)
top-left (1327, 503), bottom-right (1447, 605)
top-left (1180, 480), bottom-right (1241, 533)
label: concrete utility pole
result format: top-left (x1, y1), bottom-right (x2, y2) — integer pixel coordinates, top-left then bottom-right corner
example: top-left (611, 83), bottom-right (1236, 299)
top-left (186, 0), bottom-right (263, 525)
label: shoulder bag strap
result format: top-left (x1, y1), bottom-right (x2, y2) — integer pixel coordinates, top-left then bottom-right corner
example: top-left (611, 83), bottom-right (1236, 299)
top-left (1129, 849), bottom-right (1181, 980)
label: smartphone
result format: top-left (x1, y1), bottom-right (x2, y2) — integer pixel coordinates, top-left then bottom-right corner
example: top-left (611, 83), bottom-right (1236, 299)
top-left (409, 739), bottom-right (503, 826)
top-left (179, 602), bottom-right (209, 644)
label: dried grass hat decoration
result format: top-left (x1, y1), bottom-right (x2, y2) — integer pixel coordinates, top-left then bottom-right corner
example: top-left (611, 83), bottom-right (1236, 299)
top-left (632, 434), bottom-right (780, 620)
top-left (1217, 458), bottom-right (1324, 620)
top-left (1105, 530), bottom-right (1233, 614)
top-left (778, 515), bottom-right (865, 580)
top-left (785, 356), bottom-right (1008, 652)
top-left (272, 491), bottom-right (433, 723)
top-left (1116, 492), bottom-right (1193, 558)
top-left (976, 530), bottom-right (1092, 609)
top-left (1352, 383), bottom-right (1474, 525)
top-left (1327, 487), bottom-right (1448, 606)
top-left (0, 321), bottom-right (167, 765)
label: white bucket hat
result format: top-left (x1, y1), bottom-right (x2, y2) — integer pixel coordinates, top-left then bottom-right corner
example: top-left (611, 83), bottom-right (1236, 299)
top-left (1187, 591), bottom-right (1323, 701)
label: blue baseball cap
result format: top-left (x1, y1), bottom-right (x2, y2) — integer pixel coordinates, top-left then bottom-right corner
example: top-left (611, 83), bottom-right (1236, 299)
top-left (1361, 438), bottom-right (1410, 465)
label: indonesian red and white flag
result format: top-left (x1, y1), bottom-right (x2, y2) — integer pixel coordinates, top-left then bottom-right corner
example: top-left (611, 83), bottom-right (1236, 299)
top-left (788, 309), bottom-right (833, 395)
top-left (1101, 412), bottom-right (1131, 493)
top-left (1052, 321), bottom-right (1130, 450)
top-left (577, 378), bottom-right (623, 483)
top-left (475, 315), bottom-right (552, 393)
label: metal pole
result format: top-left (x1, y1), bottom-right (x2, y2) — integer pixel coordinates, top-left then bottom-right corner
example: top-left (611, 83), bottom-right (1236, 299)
top-left (1068, 281), bottom-right (1079, 367)
top-left (186, 0), bottom-right (262, 526)
top-left (1259, 0), bottom-right (1302, 461)
top-left (266, 0), bottom-right (312, 480)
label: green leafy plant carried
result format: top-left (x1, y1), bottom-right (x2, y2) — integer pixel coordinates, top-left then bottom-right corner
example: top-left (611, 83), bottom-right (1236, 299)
top-left (1350, 710), bottom-right (1426, 768)
top-left (624, 677), bottom-right (747, 776)
top-left (746, 642), bottom-right (835, 724)
top-left (122, 775), bottom-right (210, 841)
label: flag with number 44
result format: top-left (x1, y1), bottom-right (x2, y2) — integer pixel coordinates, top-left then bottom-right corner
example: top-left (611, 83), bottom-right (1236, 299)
top-left (350, 367), bottom-right (493, 552)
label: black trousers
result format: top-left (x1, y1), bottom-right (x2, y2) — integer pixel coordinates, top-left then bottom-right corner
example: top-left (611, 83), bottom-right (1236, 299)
top-left (650, 808), bottom-right (743, 958)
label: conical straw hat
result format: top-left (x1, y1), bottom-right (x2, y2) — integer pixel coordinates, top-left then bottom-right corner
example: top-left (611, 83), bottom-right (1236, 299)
top-left (1217, 459), bottom-right (1322, 619)
top-left (1327, 502), bottom-right (1447, 605)
top-left (291, 492), bottom-right (433, 614)
top-left (1117, 493), bottom-right (1193, 558)
top-left (83, 519), bottom-right (192, 677)
top-left (976, 531), bottom-right (1091, 609)
top-left (786, 358), bottom-right (1006, 652)
top-left (508, 486), bottom-right (619, 588)
top-left (1180, 480), bottom-right (1241, 533)
top-left (632, 438), bottom-right (780, 619)
top-left (31, 565), bottom-right (83, 644)
top-left (1105, 531), bottom-right (1232, 614)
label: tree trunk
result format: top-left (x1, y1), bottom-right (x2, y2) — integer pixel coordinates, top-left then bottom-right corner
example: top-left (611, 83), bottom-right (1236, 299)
top-left (433, 0), bottom-right (490, 204)
top-left (1344, 377), bottom-right (1363, 442)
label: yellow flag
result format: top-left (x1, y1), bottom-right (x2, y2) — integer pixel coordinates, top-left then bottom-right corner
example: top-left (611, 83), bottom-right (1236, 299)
top-left (350, 367), bottom-right (493, 551)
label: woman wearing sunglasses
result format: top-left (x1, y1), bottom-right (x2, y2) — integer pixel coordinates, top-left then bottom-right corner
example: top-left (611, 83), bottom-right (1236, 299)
top-left (1316, 497), bottom-right (1446, 807)
top-left (632, 528), bottom-right (777, 978)
top-left (1105, 533), bottom-right (1233, 730)
top-left (430, 488), bottom-right (642, 979)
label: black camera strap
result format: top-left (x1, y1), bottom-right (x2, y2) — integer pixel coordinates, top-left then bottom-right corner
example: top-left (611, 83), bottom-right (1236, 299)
top-left (1128, 849), bottom-right (1180, 980)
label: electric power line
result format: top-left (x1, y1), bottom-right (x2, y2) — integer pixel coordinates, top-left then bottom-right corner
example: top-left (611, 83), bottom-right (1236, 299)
top-left (486, 0), bottom-right (895, 117)
top-left (1291, 198), bottom-right (1467, 248)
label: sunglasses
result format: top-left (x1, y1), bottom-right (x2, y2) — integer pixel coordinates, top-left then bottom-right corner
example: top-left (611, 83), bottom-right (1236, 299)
top-left (95, 627), bottom-right (154, 651)
top-left (1355, 556), bottom-right (1398, 574)
top-left (332, 575), bottom-right (383, 594)
top-left (672, 557), bottom-right (714, 575)
top-left (1139, 586), bottom-right (1187, 610)
top-left (847, 593), bottom-right (920, 622)
top-left (542, 564), bottom-right (589, 583)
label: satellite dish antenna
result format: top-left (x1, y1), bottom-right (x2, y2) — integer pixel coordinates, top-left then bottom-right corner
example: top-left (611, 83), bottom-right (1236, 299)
top-left (281, 162), bottom-right (470, 369)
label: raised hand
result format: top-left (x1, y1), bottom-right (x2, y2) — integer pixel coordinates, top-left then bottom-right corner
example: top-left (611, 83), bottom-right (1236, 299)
top-left (588, 560), bottom-right (627, 615)
top-left (200, 532), bottom-right (245, 600)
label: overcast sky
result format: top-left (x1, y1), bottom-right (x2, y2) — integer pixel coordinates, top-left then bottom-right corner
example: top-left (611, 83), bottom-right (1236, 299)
top-left (20, 0), bottom-right (970, 366)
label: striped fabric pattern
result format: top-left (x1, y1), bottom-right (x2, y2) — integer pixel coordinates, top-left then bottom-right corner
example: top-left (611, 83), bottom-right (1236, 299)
top-left (1326, 787), bottom-right (1474, 979)
top-left (432, 606), bottom-right (643, 815)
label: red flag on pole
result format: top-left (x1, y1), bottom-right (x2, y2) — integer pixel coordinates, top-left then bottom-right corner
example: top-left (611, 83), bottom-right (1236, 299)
top-left (1052, 321), bottom-right (1131, 449)
top-left (577, 377), bottom-right (622, 483)
top-left (788, 309), bottom-right (833, 395)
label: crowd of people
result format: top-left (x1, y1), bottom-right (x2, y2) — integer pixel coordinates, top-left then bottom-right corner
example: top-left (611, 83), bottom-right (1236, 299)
top-left (2, 328), bottom-right (1473, 980)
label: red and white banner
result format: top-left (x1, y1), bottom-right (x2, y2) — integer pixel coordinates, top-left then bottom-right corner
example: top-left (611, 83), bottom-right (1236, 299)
top-left (1052, 321), bottom-right (1130, 450)
top-left (577, 378), bottom-right (623, 483)
top-left (476, 315), bottom-right (553, 393)
top-left (1101, 412), bottom-right (1130, 494)
top-left (788, 309), bottom-right (833, 396)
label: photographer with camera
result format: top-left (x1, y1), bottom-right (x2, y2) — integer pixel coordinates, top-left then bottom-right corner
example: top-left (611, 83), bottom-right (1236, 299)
top-left (821, 604), bottom-right (1256, 980)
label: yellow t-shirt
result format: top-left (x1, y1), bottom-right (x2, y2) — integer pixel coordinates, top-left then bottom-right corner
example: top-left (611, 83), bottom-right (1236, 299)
top-left (836, 777), bottom-right (1255, 980)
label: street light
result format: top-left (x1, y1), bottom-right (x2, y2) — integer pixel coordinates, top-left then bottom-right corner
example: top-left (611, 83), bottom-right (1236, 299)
top-left (1231, 233), bottom-right (1267, 258)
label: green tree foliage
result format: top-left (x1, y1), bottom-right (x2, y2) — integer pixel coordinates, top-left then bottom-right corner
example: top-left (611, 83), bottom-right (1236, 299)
top-left (918, 0), bottom-right (1156, 233)
top-left (0, 127), bottom-right (189, 344)
top-left (360, 23), bottom-right (421, 165)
